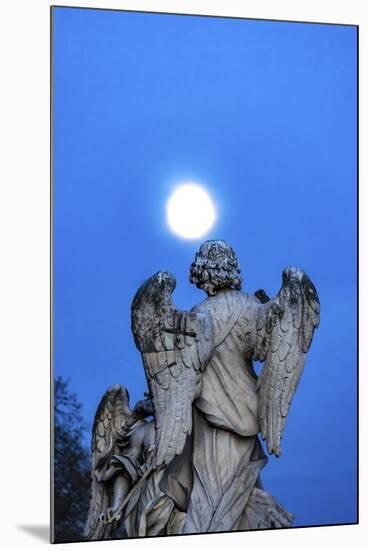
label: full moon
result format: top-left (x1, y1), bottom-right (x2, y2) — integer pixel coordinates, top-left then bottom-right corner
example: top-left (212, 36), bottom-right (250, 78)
top-left (166, 183), bottom-right (216, 239)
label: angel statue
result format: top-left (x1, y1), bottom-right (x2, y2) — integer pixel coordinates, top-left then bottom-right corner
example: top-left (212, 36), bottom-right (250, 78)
top-left (84, 239), bottom-right (320, 539)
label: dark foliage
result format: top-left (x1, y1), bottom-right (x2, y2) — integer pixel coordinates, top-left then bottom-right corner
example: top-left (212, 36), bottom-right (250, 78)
top-left (53, 376), bottom-right (91, 543)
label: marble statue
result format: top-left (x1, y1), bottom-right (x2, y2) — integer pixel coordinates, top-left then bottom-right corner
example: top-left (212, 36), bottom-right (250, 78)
top-left (84, 240), bottom-right (320, 540)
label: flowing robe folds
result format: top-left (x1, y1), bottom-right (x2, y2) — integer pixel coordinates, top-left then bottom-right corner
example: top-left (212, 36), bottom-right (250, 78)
top-left (162, 288), bottom-right (293, 533)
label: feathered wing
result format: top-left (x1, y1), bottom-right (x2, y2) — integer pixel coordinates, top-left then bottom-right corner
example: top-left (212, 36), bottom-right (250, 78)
top-left (134, 308), bottom-right (214, 467)
top-left (253, 267), bottom-right (320, 457)
top-left (84, 385), bottom-right (132, 540)
top-left (131, 271), bottom-right (215, 468)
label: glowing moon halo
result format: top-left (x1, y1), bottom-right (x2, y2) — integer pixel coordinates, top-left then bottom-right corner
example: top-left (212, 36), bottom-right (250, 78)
top-left (166, 183), bottom-right (216, 239)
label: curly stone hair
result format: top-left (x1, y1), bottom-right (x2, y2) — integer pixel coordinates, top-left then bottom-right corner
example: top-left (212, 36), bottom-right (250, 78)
top-left (189, 240), bottom-right (243, 296)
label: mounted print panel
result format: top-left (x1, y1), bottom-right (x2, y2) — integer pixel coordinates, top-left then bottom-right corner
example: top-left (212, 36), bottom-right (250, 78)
top-left (51, 6), bottom-right (358, 544)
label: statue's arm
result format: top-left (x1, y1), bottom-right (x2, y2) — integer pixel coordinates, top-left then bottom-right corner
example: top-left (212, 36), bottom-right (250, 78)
top-left (101, 422), bottom-right (147, 523)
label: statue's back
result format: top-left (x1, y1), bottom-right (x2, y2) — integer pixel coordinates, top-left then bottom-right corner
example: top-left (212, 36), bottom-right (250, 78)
top-left (193, 288), bottom-right (260, 437)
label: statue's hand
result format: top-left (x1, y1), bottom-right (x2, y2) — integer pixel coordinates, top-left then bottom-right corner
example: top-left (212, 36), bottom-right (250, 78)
top-left (99, 507), bottom-right (122, 525)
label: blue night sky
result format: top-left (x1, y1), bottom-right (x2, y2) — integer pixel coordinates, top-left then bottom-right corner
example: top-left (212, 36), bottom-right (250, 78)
top-left (53, 8), bottom-right (357, 529)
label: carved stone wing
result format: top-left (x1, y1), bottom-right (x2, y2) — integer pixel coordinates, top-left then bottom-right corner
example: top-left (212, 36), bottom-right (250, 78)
top-left (253, 267), bottom-right (320, 457)
top-left (131, 271), bottom-right (214, 467)
top-left (84, 385), bottom-right (132, 540)
top-left (144, 311), bottom-right (214, 467)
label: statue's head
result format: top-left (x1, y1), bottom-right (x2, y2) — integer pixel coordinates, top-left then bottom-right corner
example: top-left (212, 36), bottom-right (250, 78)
top-left (189, 239), bottom-right (242, 296)
top-left (132, 396), bottom-right (154, 419)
